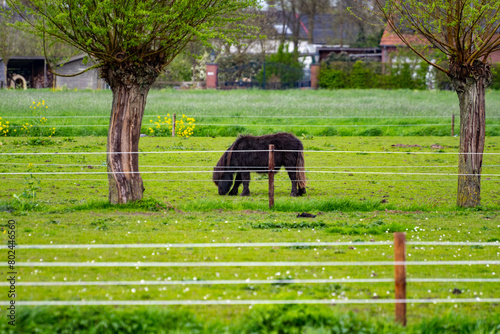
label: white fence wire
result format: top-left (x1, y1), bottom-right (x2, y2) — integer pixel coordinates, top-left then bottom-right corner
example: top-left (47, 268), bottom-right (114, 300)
top-left (1, 299), bottom-right (499, 307)
top-left (8, 260), bottom-right (500, 267)
top-left (3, 241), bottom-right (498, 249)
top-left (1, 278), bottom-right (499, 287)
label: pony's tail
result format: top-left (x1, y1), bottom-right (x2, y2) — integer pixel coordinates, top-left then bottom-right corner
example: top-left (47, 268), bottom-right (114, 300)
top-left (296, 151), bottom-right (307, 189)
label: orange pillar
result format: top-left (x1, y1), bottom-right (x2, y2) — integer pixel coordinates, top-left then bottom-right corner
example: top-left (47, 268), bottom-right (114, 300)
top-left (206, 64), bottom-right (218, 89)
top-left (310, 64), bottom-right (320, 90)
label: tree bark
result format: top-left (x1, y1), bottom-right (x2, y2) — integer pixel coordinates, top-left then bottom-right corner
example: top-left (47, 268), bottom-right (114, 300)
top-left (1, 62), bottom-right (7, 89)
top-left (451, 61), bottom-right (492, 207)
top-left (101, 58), bottom-right (160, 204)
top-left (106, 82), bottom-right (149, 204)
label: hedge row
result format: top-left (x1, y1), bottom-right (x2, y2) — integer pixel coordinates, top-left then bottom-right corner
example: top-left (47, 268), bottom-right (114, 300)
top-left (319, 60), bottom-right (500, 91)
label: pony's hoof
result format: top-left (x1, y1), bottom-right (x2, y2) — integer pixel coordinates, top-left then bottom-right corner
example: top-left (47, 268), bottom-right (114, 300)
top-left (228, 191), bottom-right (238, 196)
top-left (240, 192), bottom-right (250, 197)
top-left (290, 192), bottom-right (298, 197)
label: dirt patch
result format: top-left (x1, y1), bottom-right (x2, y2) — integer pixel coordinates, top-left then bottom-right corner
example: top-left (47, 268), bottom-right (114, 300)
top-left (113, 211), bottom-right (161, 216)
top-left (391, 144), bottom-right (422, 148)
top-left (381, 209), bottom-right (424, 214)
top-left (241, 210), bottom-right (268, 215)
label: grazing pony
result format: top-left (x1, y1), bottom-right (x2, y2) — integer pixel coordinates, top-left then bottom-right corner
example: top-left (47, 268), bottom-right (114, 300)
top-left (213, 133), bottom-right (307, 197)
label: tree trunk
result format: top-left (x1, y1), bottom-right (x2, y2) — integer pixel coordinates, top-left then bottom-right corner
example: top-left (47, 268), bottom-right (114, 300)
top-left (451, 61), bottom-right (492, 207)
top-left (101, 57), bottom-right (161, 204)
top-left (106, 82), bottom-right (149, 204)
top-left (2, 60), bottom-right (9, 89)
top-left (307, 13), bottom-right (315, 44)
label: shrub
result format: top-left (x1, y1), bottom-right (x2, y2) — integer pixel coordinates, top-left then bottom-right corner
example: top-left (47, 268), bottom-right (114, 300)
top-left (351, 61), bottom-right (374, 88)
top-left (319, 68), bottom-right (348, 89)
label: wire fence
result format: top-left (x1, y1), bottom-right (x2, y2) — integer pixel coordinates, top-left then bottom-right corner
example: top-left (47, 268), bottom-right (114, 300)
top-left (3, 238), bottom-right (499, 317)
top-left (2, 149), bottom-right (500, 187)
top-left (2, 299), bottom-right (500, 307)
top-left (8, 123), bottom-right (500, 128)
top-left (5, 115), bottom-right (500, 119)
top-left (2, 149), bottom-right (500, 155)
top-left (1, 278), bottom-right (499, 287)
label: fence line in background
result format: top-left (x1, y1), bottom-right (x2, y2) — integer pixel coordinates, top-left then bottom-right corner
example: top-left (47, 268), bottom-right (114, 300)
top-left (2, 162), bottom-right (500, 169)
top-left (3, 170), bottom-right (500, 177)
top-left (1, 150), bottom-right (500, 155)
top-left (4, 115), bottom-right (500, 119)
top-left (4, 178), bottom-right (485, 182)
top-left (1, 278), bottom-right (499, 287)
top-left (9, 123), bottom-right (500, 128)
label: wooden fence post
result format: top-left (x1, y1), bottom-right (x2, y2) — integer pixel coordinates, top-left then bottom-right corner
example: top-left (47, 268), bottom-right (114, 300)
top-left (394, 232), bottom-right (407, 326)
top-left (268, 144), bottom-right (275, 208)
top-left (172, 113), bottom-right (176, 137)
top-left (451, 114), bottom-right (455, 136)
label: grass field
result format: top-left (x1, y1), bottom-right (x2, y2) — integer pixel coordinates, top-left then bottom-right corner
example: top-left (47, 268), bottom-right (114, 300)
top-left (1, 88), bottom-right (500, 137)
top-left (0, 89), bottom-right (499, 333)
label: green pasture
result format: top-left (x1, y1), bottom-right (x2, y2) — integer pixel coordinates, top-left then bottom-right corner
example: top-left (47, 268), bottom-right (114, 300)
top-left (1, 88), bottom-right (500, 137)
top-left (0, 89), bottom-right (499, 333)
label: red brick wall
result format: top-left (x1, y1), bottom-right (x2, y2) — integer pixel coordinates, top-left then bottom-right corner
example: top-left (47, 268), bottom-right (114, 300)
top-left (206, 64), bottom-right (218, 89)
top-left (310, 64), bottom-right (320, 89)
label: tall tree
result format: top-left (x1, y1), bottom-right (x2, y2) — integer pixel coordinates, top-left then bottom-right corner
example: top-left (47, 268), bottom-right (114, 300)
top-left (277, 0), bottom-right (301, 50)
top-left (369, 0), bottom-right (500, 207)
top-left (297, 0), bottom-right (331, 44)
top-left (8, 0), bottom-right (257, 204)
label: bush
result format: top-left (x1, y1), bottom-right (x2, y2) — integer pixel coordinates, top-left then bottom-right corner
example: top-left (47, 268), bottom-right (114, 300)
top-left (491, 63), bottom-right (500, 90)
top-left (318, 51), bottom-right (434, 90)
top-left (351, 61), bottom-right (374, 88)
top-left (319, 68), bottom-right (348, 89)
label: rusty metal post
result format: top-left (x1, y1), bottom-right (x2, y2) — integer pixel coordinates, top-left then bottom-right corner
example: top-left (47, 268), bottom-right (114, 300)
top-left (172, 113), bottom-right (176, 137)
top-left (394, 232), bottom-right (407, 326)
top-left (268, 144), bottom-right (275, 208)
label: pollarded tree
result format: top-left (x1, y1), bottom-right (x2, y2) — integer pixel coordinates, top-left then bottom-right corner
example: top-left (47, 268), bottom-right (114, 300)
top-left (8, 0), bottom-right (257, 204)
top-left (369, 0), bottom-right (500, 207)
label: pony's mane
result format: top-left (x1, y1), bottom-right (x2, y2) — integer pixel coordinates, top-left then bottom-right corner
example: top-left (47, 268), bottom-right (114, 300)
top-left (212, 143), bottom-right (235, 185)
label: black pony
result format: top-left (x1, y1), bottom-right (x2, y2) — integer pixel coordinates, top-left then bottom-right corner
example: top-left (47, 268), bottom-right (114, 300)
top-left (213, 133), bottom-right (307, 197)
